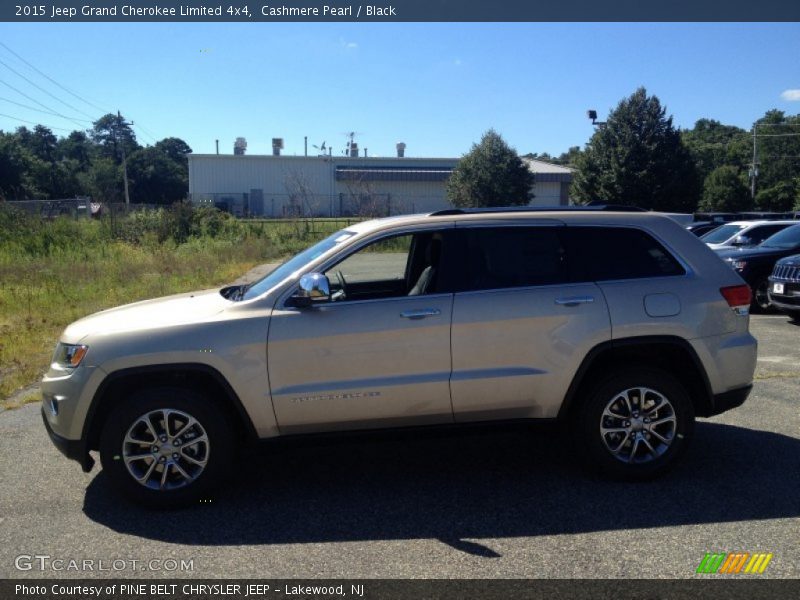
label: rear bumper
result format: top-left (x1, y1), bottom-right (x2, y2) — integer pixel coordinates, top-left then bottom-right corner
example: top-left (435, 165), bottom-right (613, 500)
top-left (708, 384), bottom-right (752, 417)
top-left (41, 407), bottom-right (94, 472)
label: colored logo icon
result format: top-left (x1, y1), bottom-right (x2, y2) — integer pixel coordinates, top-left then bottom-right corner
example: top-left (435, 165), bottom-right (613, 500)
top-left (696, 552), bottom-right (773, 574)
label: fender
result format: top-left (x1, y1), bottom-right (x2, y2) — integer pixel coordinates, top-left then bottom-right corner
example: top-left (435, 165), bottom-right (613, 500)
top-left (558, 336), bottom-right (714, 419)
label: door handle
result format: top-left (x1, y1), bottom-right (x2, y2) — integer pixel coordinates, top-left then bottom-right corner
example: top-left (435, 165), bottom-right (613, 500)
top-left (554, 296), bottom-right (595, 307)
top-left (400, 308), bottom-right (441, 319)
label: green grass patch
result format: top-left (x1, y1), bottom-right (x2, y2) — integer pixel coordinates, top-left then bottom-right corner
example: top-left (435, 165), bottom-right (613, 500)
top-left (0, 204), bottom-right (350, 403)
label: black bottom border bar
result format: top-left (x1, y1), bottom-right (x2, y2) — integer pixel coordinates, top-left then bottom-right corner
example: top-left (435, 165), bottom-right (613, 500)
top-left (4, 579), bottom-right (800, 600)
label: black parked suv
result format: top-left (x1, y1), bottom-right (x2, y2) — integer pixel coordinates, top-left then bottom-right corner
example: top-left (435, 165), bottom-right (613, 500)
top-left (717, 224), bottom-right (800, 311)
top-left (768, 254), bottom-right (800, 320)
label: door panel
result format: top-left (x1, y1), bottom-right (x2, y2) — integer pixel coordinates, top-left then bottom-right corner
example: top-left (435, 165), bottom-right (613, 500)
top-left (450, 283), bottom-right (610, 420)
top-left (268, 294), bottom-right (454, 433)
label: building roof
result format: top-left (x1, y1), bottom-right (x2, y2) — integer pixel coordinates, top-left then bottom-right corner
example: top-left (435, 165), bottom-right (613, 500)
top-left (188, 153), bottom-right (573, 180)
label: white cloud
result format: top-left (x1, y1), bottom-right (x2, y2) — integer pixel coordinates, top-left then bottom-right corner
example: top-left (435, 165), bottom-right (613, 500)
top-left (339, 38), bottom-right (358, 49)
top-left (454, 58), bottom-right (462, 66)
top-left (780, 89), bottom-right (800, 101)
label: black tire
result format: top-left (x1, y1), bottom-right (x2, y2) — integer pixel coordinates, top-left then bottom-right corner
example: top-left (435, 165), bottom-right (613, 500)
top-left (575, 368), bottom-right (694, 480)
top-left (752, 279), bottom-right (773, 313)
top-left (99, 387), bottom-right (235, 508)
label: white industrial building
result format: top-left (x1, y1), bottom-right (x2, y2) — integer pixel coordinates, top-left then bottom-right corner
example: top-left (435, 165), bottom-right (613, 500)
top-left (187, 146), bottom-right (573, 218)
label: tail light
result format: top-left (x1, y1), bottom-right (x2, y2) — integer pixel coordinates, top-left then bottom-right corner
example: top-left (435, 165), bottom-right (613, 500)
top-left (720, 285), bottom-right (751, 315)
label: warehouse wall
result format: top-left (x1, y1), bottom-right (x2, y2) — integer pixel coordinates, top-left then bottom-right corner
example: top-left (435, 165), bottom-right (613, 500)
top-left (188, 155), bottom-right (572, 216)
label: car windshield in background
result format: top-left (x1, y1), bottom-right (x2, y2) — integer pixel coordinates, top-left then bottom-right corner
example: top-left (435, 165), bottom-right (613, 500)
top-left (760, 224), bottom-right (800, 250)
top-left (240, 231), bottom-right (356, 300)
top-left (700, 223), bottom-right (746, 243)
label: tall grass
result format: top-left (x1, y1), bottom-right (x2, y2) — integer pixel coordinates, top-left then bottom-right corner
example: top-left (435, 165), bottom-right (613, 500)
top-left (0, 204), bottom-right (347, 405)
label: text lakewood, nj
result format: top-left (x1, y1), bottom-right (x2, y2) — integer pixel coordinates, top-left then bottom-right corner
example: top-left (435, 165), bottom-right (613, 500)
top-left (22, 4), bottom-right (398, 19)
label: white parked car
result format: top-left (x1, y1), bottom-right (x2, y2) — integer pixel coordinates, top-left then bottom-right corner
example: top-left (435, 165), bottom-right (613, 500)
top-left (701, 220), bottom-right (797, 250)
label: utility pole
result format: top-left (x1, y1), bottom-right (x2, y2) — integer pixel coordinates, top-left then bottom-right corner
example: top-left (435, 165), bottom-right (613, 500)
top-left (750, 123), bottom-right (758, 199)
top-left (117, 110), bottom-right (132, 208)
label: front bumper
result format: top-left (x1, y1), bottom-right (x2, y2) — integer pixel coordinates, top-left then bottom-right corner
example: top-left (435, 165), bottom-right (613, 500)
top-left (708, 384), bottom-right (752, 417)
top-left (768, 277), bottom-right (800, 313)
top-left (41, 407), bottom-right (94, 472)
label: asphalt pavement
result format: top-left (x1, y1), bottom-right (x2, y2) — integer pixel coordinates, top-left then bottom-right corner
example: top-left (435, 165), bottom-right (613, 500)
top-left (0, 315), bottom-right (797, 579)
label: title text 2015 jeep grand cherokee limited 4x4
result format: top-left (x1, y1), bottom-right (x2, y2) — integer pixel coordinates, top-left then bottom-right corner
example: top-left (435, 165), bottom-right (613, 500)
top-left (42, 208), bottom-right (757, 507)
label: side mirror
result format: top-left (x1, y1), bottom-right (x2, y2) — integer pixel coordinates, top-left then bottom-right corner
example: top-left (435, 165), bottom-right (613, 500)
top-left (731, 235), bottom-right (751, 247)
top-left (289, 273), bottom-right (331, 307)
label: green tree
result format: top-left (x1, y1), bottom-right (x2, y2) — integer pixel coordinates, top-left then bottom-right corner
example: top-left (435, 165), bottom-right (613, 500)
top-left (753, 110), bottom-right (800, 195)
top-left (699, 166), bottom-right (752, 212)
top-left (16, 125), bottom-right (66, 198)
top-left (572, 87), bottom-right (699, 212)
top-left (57, 131), bottom-right (95, 170)
top-left (756, 180), bottom-right (797, 212)
top-left (155, 137), bottom-right (192, 164)
top-left (0, 133), bottom-right (33, 199)
top-left (447, 129), bottom-right (534, 208)
top-left (681, 119), bottom-right (750, 185)
top-left (78, 158), bottom-right (122, 203)
top-left (127, 146), bottom-right (187, 204)
top-left (90, 113), bottom-right (138, 163)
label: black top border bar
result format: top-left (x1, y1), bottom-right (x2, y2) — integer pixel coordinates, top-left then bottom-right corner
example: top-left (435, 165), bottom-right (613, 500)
top-left (3, 1), bottom-right (800, 22)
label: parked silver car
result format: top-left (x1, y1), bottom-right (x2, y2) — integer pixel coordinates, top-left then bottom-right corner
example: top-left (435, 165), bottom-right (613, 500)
top-left (702, 220), bottom-right (796, 250)
top-left (42, 208), bottom-right (758, 506)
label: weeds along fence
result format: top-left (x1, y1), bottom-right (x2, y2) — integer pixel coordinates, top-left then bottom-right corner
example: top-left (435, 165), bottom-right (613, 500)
top-left (242, 217), bottom-right (362, 235)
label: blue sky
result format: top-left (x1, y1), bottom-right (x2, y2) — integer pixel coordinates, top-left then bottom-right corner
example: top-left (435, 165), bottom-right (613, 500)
top-left (0, 22), bottom-right (798, 158)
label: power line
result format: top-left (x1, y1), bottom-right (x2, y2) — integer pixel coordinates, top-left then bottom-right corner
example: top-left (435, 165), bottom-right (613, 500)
top-left (0, 56), bottom-right (98, 121)
top-left (0, 41), bottom-right (113, 114)
top-left (133, 122), bottom-right (158, 144)
top-left (0, 112), bottom-right (72, 132)
top-left (0, 43), bottom-right (164, 145)
top-left (754, 132), bottom-right (800, 138)
top-left (0, 79), bottom-right (88, 129)
top-left (0, 95), bottom-right (92, 123)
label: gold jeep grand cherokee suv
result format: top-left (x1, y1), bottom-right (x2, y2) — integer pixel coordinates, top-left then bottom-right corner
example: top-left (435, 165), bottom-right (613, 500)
top-left (42, 207), bottom-right (757, 507)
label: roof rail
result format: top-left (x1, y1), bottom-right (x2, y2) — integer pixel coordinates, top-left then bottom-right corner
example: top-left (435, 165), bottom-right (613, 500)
top-left (429, 204), bottom-right (647, 217)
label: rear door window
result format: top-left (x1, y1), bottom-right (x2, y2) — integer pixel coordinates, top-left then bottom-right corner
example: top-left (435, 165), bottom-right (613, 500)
top-left (460, 227), bottom-right (567, 291)
top-left (565, 227), bottom-right (685, 282)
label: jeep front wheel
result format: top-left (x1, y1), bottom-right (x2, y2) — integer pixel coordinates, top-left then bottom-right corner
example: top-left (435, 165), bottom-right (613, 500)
top-left (576, 368), bottom-right (694, 479)
top-left (99, 387), bottom-right (235, 508)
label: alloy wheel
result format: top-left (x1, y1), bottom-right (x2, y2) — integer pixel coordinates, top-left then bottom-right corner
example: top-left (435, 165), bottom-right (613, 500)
top-left (122, 409), bottom-right (210, 491)
top-left (599, 387), bottom-right (677, 464)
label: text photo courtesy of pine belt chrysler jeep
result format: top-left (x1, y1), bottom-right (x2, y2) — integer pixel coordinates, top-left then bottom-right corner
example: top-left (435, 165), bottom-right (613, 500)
top-left (42, 208), bottom-right (757, 507)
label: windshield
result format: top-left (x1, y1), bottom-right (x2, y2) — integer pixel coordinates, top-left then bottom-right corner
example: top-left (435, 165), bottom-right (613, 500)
top-left (760, 224), bottom-right (800, 249)
top-left (700, 223), bottom-right (746, 243)
top-left (240, 231), bottom-right (356, 301)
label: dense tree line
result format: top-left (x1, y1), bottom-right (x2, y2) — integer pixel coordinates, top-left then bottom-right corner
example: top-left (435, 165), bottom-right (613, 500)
top-left (572, 88), bottom-right (800, 212)
top-left (4, 93), bottom-right (800, 214)
top-left (0, 113), bottom-right (191, 204)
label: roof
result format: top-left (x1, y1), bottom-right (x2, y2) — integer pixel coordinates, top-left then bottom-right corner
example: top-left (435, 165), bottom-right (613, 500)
top-left (522, 158), bottom-right (574, 174)
top-left (188, 153), bottom-right (573, 179)
top-left (521, 158), bottom-right (573, 182)
top-left (343, 208), bottom-right (683, 236)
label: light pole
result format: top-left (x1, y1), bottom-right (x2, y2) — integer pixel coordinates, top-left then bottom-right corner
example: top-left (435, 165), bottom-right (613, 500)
top-left (587, 109), bottom-right (606, 128)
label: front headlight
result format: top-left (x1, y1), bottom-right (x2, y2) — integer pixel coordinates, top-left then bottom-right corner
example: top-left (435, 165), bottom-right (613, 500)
top-left (51, 343), bottom-right (89, 369)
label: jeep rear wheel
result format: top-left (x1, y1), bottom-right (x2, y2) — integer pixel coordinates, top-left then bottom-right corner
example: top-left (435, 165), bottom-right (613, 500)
top-left (99, 387), bottom-right (235, 508)
top-left (576, 368), bottom-right (694, 479)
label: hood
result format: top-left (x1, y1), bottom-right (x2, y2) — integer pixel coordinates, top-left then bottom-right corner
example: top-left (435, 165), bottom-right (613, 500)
top-left (62, 288), bottom-right (231, 343)
top-left (775, 253), bottom-right (800, 267)
top-left (715, 245), bottom-right (791, 260)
